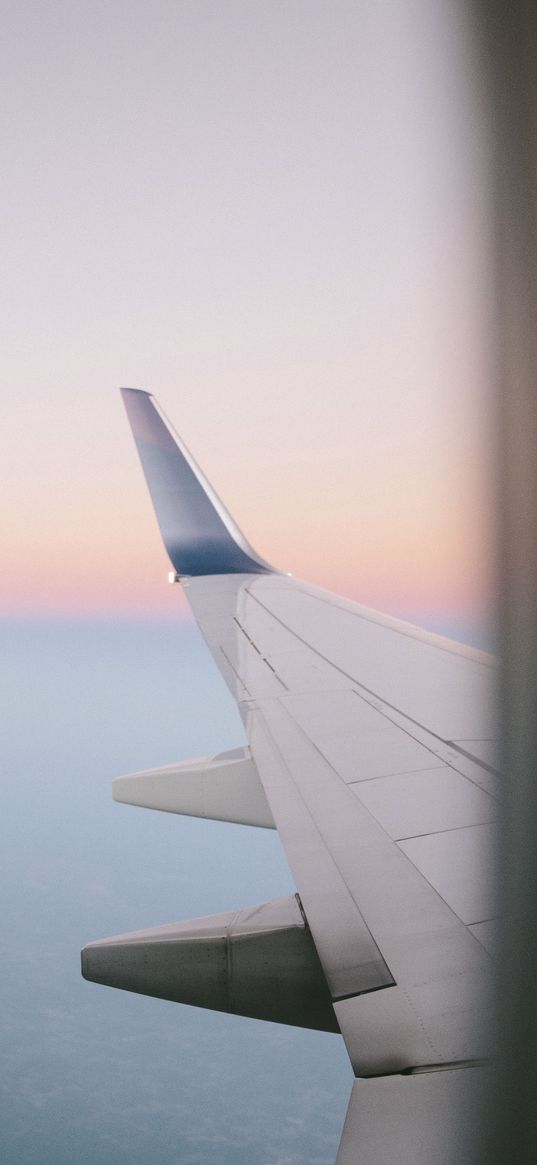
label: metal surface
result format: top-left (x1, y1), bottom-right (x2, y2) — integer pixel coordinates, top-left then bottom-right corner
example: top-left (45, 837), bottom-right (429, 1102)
top-left (82, 895), bottom-right (338, 1032)
top-left (112, 746), bottom-right (275, 829)
top-left (336, 1065), bottom-right (492, 1165)
top-left (185, 571), bottom-right (496, 1076)
top-left (243, 579), bottom-right (495, 739)
top-left (120, 388), bottom-right (273, 576)
top-left (98, 387), bottom-right (502, 1159)
top-left (353, 767), bottom-right (496, 839)
top-left (399, 824), bottom-right (496, 926)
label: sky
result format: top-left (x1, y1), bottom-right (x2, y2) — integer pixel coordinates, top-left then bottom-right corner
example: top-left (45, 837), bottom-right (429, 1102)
top-left (1, 3), bottom-right (495, 1163)
top-left (2, 0), bottom-right (493, 632)
top-left (1, 618), bottom-right (353, 1165)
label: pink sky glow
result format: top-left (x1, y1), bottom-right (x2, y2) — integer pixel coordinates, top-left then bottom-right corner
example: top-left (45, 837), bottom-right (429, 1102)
top-left (1, 2), bottom-right (494, 633)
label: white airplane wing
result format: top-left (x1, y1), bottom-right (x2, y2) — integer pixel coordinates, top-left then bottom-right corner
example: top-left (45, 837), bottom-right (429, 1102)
top-left (82, 388), bottom-right (497, 1163)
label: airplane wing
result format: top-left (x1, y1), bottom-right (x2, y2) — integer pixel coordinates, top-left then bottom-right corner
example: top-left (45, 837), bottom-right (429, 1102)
top-left (82, 388), bottom-right (497, 1164)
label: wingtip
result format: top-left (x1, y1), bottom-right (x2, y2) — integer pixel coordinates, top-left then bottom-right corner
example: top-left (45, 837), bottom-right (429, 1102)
top-left (120, 388), bottom-right (275, 576)
top-left (120, 386), bottom-right (153, 398)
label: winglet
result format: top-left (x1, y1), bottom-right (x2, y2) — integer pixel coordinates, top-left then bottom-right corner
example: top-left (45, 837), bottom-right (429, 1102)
top-left (120, 388), bottom-right (274, 576)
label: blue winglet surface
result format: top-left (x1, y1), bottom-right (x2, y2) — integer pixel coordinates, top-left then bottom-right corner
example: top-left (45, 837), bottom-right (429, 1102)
top-left (121, 388), bottom-right (274, 577)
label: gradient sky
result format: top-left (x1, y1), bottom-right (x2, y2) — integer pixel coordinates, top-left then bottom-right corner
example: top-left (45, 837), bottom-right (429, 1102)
top-left (2, 0), bottom-right (493, 628)
top-left (0, 618), bottom-right (353, 1165)
top-left (2, 6), bottom-right (496, 1163)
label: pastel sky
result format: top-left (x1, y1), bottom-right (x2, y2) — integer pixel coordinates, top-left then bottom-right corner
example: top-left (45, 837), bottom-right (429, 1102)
top-left (2, 0), bottom-right (494, 628)
top-left (1, 12), bottom-right (497, 1164)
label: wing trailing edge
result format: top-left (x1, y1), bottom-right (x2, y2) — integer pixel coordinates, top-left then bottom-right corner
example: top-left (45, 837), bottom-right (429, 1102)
top-left (336, 1066), bottom-right (492, 1165)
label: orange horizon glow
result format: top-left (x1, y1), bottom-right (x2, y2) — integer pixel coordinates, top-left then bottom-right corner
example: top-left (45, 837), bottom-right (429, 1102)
top-left (1, 446), bottom-right (494, 627)
top-left (0, 515), bottom-right (494, 626)
top-left (1, 0), bottom-right (494, 649)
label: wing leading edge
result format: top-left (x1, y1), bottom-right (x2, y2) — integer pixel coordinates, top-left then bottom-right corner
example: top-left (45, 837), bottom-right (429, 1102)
top-left (82, 389), bottom-right (497, 1164)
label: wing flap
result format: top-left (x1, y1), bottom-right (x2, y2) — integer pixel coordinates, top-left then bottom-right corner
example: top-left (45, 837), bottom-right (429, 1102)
top-left (336, 1066), bottom-right (492, 1165)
